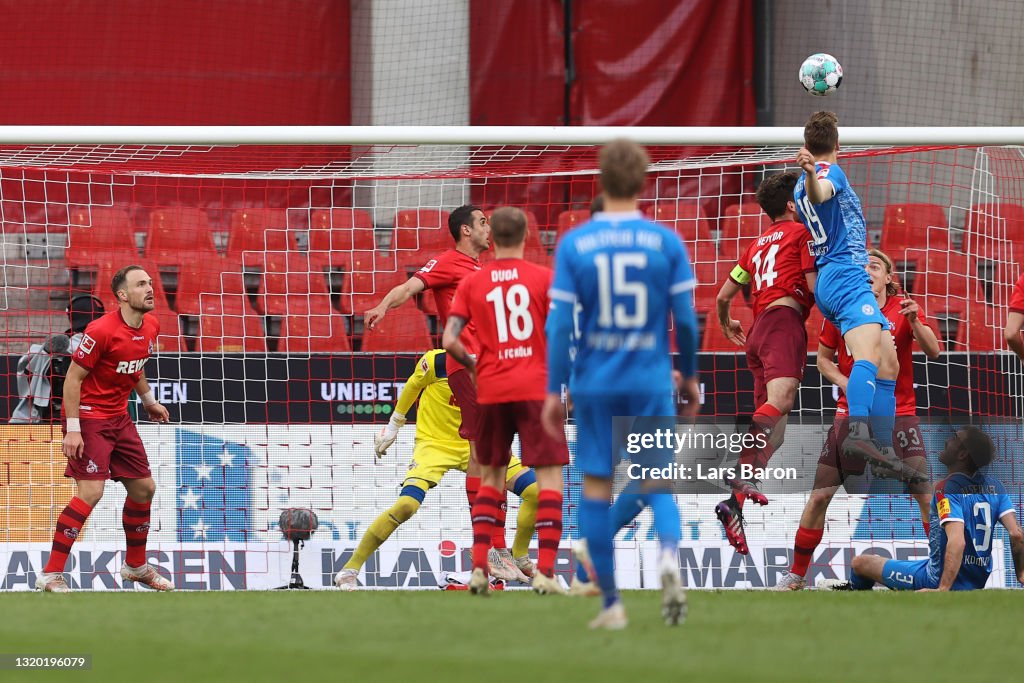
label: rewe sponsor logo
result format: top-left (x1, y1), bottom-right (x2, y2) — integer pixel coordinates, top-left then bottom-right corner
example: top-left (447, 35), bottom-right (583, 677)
top-left (115, 359), bottom-right (147, 374)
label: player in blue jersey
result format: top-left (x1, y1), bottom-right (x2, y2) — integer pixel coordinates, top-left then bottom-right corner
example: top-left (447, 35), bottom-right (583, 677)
top-left (825, 426), bottom-right (1024, 591)
top-left (541, 139), bottom-right (701, 629)
top-left (794, 111), bottom-right (901, 470)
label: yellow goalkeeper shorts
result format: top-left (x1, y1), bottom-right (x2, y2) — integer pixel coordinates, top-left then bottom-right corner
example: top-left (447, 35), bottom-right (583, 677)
top-left (403, 439), bottom-right (527, 490)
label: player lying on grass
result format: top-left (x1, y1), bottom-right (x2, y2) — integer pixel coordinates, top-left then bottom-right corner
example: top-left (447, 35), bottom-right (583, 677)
top-left (38, 265), bottom-right (173, 593)
top-left (334, 348), bottom-right (539, 590)
top-left (795, 111), bottom-right (899, 469)
top-left (543, 139), bottom-right (700, 629)
top-left (774, 249), bottom-right (939, 590)
top-left (713, 171), bottom-right (817, 554)
top-left (444, 207), bottom-right (570, 596)
top-left (823, 426), bottom-right (1024, 591)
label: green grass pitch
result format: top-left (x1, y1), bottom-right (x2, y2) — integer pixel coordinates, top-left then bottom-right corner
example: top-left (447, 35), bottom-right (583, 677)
top-left (1, 590), bottom-right (1019, 683)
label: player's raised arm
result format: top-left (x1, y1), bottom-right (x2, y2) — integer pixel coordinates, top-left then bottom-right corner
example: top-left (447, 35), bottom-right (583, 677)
top-left (134, 371), bottom-right (169, 423)
top-left (999, 509), bottom-right (1024, 585)
top-left (364, 276), bottom-right (426, 330)
top-left (816, 322), bottom-right (847, 393)
top-left (901, 297), bottom-right (941, 358)
top-left (375, 354), bottom-right (433, 458)
top-left (716, 275), bottom-right (746, 346)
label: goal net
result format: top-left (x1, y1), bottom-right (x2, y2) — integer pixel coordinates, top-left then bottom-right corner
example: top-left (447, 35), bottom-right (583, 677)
top-left (1, 131), bottom-right (1021, 590)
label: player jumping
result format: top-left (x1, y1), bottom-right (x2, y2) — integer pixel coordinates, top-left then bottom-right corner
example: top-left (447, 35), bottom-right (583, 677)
top-left (823, 426), bottom-right (1024, 591)
top-left (334, 348), bottom-right (539, 590)
top-left (365, 206), bottom-right (530, 581)
top-left (36, 265), bottom-right (173, 593)
top-left (713, 171), bottom-right (817, 554)
top-left (444, 206), bottom-right (570, 596)
top-left (774, 249), bottom-right (940, 590)
top-left (543, 139), bottom-right (701, 629)
top-left (795, 111), bottom-right (900, 469)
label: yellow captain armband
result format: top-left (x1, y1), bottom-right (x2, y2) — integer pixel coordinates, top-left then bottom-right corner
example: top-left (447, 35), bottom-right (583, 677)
top-left (729, 265), bottom-right (751, 286)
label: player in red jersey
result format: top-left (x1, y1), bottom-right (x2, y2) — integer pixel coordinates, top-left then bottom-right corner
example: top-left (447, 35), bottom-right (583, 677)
top-left (713, 172), bottom-right (817, 554)
top-left (36, 265), bottom-right (173, 593)
top-left (774, 249), bottom-right (941, 590)
top-left (443, 206), bottom-right (570, 596)
top-left (1003, 271), bottom-right (1024, 362)
top-left (365, 205), bottom-right (529, 582)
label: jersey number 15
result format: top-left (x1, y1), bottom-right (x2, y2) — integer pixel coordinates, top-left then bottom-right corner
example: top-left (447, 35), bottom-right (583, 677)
top-left (594, 252), bottom-right (648, 329)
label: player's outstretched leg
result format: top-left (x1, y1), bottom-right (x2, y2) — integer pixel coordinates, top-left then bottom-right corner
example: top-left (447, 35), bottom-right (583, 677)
top-left (579, 484), bottom-right (626, 629)
top-left (36, 490), bottom-right (97, 593)
top-left (335, 486), bottom-right (424, 590)
top-left (715, 497), bottom-right (749, 555)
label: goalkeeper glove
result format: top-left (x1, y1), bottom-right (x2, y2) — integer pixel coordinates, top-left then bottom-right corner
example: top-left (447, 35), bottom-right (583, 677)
top-left (374, 412), bottom-right (406, 458)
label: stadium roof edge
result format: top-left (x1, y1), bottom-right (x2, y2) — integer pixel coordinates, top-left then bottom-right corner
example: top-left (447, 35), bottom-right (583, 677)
top-left (0, 126), bottom-right (1020, 146)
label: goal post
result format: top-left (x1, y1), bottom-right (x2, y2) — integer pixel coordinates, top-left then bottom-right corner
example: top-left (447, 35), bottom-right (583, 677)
top-left (1, 128), bottom-right (1022, 590)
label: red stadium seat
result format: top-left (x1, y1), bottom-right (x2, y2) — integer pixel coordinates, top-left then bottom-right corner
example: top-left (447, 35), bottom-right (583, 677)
top-left (145, 207), bottom-right (217, 266)
top-left (258, 252), bottom-right (330, 316)
top-left (524, 245), bottom-right (552, 268)
top-left (278, 308), bottom-right (350, 353)
top-left (176, 263), bottom-right (248, 316)
top-left (899, 249), bottom-right (969, 299)
top-left (64, 207), bottom-right (138, 268)
top-left (195, 293), bottom-right (266, 353)
top-left (308, 207), bottom-right (375, 272)
top-left (360, 304), bottom-right (432, 353)
top-left (148, 308), bottom-right (184, 352)
top-left (226, 208), bottom-right (295, 264)
top-left (958, 301), bottom-right (1000, 352)
top-left (965, 202), bottom-right (1024, 259)
top-left (343, 270), bottom-right (407, 319)
top-left (880, 203), bottom-right (948, 253)
top-left (395, 209), bottom-right (452, 267)
top-left (556, 210), bottom-right (590, 238)
top-left (718, 205), bottom-right (770, 263)
top-left (650, 200), bottom-right (714, 244)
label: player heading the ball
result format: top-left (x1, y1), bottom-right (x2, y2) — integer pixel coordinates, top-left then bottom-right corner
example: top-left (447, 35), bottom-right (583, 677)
top-left (794, 111), bottom-right (899, 468)
top-left (37, 265), bottom-right (173, 593)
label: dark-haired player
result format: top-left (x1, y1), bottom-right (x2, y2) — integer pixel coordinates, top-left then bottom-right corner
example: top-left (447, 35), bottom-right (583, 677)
top-left (713, 171), bottom-right (817, 554)
top-left (365, 207), bottom-right (527, 581)
top-left (775, 249), bottom-right (940, 590)
top-left (795, 111), bottom-right (899, 468)
top-left (36, 265), bottom-right (173, 593)
top-left (824, 426), bottom-right (1024, 591)
top-left (444, 206), bottom-right (569, 596)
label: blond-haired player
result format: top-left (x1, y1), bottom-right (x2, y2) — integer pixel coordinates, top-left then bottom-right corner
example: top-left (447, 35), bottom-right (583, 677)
top-left (334, 349), bottom-right (539, 589)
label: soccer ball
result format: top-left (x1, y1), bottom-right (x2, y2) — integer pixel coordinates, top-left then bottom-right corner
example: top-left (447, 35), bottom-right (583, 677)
top-left (799, 53), bottom-right (843, 96)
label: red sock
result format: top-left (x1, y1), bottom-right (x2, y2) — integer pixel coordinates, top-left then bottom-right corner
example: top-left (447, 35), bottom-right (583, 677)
top-left (466, 476), bottom-right (480, 509)
top-left (471, 486), bottom-right (502, 572)
top-left (44, 496), bottom-right (93, 573)
top-left (734, 403), bottom-right (784, 509)
top-left (536, 490), bottom-right (563, 577)
top-left (491, 495), bottom-right (508, 549)
top-left (790, 525), bottom-right (824, 577)
top-left (123, 498), bottom-right (152, 568)
top-left (923, 519), bottom-right (931, 536)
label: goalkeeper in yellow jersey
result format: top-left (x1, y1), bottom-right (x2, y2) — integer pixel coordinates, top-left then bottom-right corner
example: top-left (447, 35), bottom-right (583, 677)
top-left (334, 349), bottom-right (540, 589)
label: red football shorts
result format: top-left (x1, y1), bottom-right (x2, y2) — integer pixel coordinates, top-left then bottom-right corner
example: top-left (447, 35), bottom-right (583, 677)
top-left (63, 414), bottom-right (152, 481)
top-left (818, 414), bottom-right (926, 476)
top-left (476, 400), bottom-right (570, 468)
top-left (447, 368), bottom-right (480, 441)
top-left (745, 305), bottom-right (808, 408)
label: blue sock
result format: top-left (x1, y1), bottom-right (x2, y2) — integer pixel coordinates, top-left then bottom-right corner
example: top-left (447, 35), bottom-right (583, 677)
top-left (579, 497), bottom-right (618, 608)
top-left (869, 378), bottom-right (897, 448)
top-left (576, 491), bottom-right (646, 583)
top-left (850, 569), bottom-right (874, 590)
top-left (647, 492), bottom-right (681, 553)
top-left (847, 359), bottom-right (879, 418)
